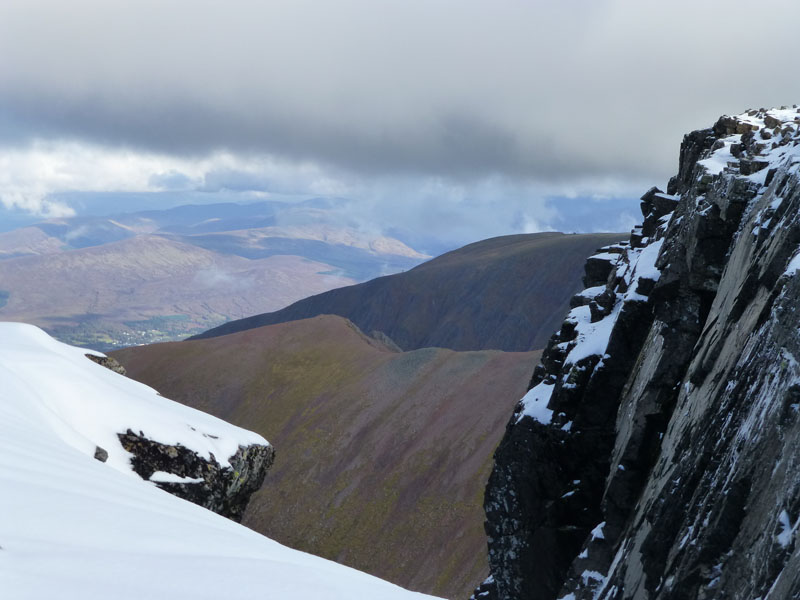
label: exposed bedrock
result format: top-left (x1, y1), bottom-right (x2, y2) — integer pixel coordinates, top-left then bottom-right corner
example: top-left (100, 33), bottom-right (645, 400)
top-left (475, 107), bottom-right (800, 599)
top-left (118, 430), bottom-right (274, 522)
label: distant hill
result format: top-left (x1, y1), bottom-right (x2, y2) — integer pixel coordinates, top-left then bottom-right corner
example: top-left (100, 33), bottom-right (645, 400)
top-left (0, 234), bottom-right (361, 348)
top-left (112, 314), bottom-right (540, 599)
top-left (0, 200), bottom-right (429, 348)
top-left (193, 232), bottom-right (627, 351)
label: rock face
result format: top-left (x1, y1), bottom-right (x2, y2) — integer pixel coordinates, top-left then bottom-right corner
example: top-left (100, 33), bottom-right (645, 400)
top-left (475, 106), bottom-right (800, 599)
top-left (118, 429), bottom-right (274, 522)
top-left (85, 353), bottom-right (127, 375)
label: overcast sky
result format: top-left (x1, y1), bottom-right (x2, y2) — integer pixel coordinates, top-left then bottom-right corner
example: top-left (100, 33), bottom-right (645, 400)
top-left (2, 1), bottom-right (800, 246)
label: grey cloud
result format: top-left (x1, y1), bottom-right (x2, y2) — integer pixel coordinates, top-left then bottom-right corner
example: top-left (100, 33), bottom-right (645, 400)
top-left (2, 1), bottom-right (800, 187)
top-left (148, 170), bottom-right (197, 191)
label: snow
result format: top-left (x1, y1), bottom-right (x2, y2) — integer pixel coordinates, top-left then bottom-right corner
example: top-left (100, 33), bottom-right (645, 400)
top-left (698, 108), bottom-right (800, 184)
top-left (590, 522), bottom-right (606, 541)
top-left (0, 323), bottom-right (438, 600)
top-left (0, 322), bottom-right (266, 478)
top-left (698, 139), bottom-right (736, 175)
top-left (784, 251), bottom-right (800, 276)
top-left (563, 304), bottom-right (620, 366)
top-left (588, 252), bottom-right (621, 263)
top-left (149, 471), bottom-right (205, 484)
top-left (517, 235), bottom-right (666, 428)
top-left (776, 510), bottom-right (798, 548)
top-left (631, 239), bottom-right (664, 283)
top-left (580, 570), bottom-right (604, 586)
top-left (517, 381), bottom-right (555, 424)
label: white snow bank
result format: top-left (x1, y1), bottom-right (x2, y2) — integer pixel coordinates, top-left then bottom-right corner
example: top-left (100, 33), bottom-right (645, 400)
top-left (0, 323), bottom-right (438, 600)
top-left (563, 304), bottom-right (620, 367)
top-left (518, 381), bottom-right (555, 424)
top-left (0, 322), bottom-right (267, 478)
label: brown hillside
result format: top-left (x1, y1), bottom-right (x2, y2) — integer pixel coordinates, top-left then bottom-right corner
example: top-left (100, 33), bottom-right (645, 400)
top-left (113, 315), bottom-right (540, 599)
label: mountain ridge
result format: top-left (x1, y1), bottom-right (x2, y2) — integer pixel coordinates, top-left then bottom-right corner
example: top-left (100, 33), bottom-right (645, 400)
top-left (191, 232), bottom-right (627, 352)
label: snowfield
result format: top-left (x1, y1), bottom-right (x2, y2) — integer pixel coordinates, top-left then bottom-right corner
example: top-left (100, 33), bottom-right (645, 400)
top-left (0, 323), bottom-right (439, 600)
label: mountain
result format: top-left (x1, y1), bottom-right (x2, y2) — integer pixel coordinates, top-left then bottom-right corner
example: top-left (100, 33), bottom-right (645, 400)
top-left (112, 315), bottom-right (541, 599)
top-left (474, 107), bottom-right (800, 599)
top-left (0, 323), bottom-right (436, 599)
top-left (0, 199), bottom-right (429, 348)
top-left (192, 232), bottom-right (627, 352)
top-left (0, 234), bottom-right (360, 347)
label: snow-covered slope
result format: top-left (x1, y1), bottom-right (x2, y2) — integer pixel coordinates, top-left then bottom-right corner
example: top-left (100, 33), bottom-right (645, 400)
top-left (0, 323), bottom-right (439, 599)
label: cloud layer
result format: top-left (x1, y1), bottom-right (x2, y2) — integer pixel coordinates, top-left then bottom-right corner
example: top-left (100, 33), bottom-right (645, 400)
top-left (2, 1), bottom-right (800, 243)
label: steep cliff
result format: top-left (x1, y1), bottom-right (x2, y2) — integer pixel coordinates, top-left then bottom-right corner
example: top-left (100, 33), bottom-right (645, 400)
top-left (476, 106), bottom-right (800, 599)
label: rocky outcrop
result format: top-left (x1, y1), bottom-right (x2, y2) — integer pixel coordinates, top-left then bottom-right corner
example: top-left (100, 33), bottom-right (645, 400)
top-left (475, 106), bottom-right (800, 599)
top-left (118, 429), bottom-right (274, 522)
top-left (85, 353), bottom-right (127, 375)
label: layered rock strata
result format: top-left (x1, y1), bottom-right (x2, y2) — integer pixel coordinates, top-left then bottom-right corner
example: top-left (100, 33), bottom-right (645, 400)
top-left (475, 106), bottom-right (800, 599)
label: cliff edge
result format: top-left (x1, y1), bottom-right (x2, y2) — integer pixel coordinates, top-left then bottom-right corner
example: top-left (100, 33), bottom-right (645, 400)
top-left (475, 106), bottom-right (800, 599)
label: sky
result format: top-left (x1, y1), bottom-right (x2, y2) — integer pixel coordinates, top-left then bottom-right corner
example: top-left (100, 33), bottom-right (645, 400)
top-left (2, 0), bottom-right (800, 248)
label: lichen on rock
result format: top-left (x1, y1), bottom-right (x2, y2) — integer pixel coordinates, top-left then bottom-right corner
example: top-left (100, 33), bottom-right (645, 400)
top-left (118, 429), bottom-right (274, 522)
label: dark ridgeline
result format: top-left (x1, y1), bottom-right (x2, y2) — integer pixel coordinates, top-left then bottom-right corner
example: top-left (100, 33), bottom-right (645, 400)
top-left (191, 231), bottom-right (628, 352)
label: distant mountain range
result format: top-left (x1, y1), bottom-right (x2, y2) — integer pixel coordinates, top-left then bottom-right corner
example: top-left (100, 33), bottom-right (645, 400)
top-left (112, 314), bottom-right (540, 599)
top-left (0, 199), bottom-right (429, 348)
top-left (193, 232), bottom-right (627, 351)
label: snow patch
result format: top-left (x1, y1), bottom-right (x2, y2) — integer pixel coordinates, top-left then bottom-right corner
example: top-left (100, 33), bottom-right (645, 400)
top-left (518, 381), bottom-right (555, 424)
top-left (149, 471), bottom-right (205, 484)
top-left (777, 510), bottom-right (798, 548)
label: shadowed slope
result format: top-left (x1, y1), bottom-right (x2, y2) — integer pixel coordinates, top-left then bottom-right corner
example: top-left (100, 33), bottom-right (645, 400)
top-left (113, 315), bottom-right (540, 599)
top-left (192, 232), bottom-right (627, 351)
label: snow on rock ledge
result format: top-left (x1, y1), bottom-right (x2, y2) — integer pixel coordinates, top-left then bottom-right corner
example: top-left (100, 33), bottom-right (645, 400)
top-left (0, 322), bottom-right (438, 600)
top-left (0, 322), bottom-right (273, 521)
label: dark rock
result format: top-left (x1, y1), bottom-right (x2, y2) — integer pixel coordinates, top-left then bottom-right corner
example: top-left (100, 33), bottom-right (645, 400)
top-left (85, 353), bottom-right (127, 375)
top-left (740, 159), bottom-right (770, 175)
top-left (475, 109), bottom-right (800, 600)
top-left (117, 429), bottom-right (274, 522)
top-left (93, 446), bottom-right (108, 462)
top-left (582, 253), bottom-right (617, 288)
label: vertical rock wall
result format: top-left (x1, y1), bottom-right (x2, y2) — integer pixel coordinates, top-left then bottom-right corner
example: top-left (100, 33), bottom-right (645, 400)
top-left (475, 107), bottom-right (800, 599)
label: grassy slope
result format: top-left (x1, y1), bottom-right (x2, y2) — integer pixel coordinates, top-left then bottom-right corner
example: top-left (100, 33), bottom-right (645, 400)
top-left (113, 315), bottom-right (540, 599)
